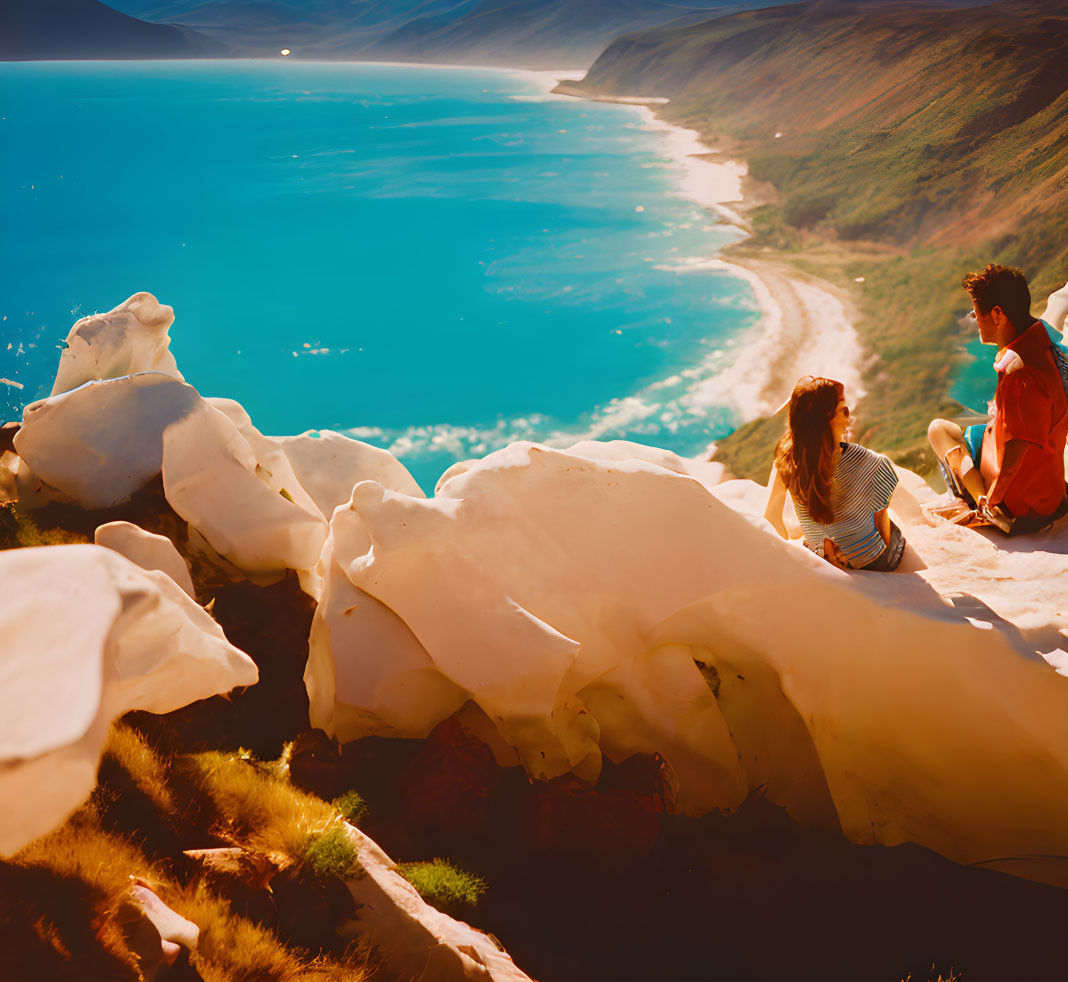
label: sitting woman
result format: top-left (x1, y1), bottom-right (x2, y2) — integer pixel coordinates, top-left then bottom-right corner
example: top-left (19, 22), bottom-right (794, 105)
top-left (763, 376), bottom-right (905, 571)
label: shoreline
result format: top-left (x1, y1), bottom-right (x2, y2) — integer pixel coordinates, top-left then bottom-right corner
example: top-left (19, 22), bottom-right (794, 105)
top-left (553, 77), bottom-right (868, 440)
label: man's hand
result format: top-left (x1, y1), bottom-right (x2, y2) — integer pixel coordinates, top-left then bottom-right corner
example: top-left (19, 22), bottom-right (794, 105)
top-left (823, 537), bottom-right (852, 570)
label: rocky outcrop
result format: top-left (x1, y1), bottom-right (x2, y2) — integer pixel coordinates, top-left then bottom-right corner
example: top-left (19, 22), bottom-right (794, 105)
top-left (309, 438), bottom-right (1068, 886)
top-left (13, 293), bottom-right (422, 577)
top-left (51, 292), bottom-right (183, 397)
top-left (95, 520), bottom-right (197, 598)
top-left (342, 822), bottom-right (533, 981)
top-left (162, 398), bottom-right (328, 573)
top-left (16, 373), bottom-right (201, 510)
top-left (0, 544), bottom-right (258, 855)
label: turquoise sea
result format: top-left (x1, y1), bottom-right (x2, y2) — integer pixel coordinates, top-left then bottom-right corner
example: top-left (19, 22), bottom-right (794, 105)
top-left (1, 61), bottom-right (759, 490)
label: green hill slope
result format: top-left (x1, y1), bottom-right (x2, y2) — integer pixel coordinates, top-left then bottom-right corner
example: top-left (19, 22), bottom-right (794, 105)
top-left (562, 0), bottom-right (1068, 476)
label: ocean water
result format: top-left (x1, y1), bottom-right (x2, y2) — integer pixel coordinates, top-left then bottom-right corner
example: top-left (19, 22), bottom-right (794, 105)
top-left (1, 60), bottom-right (760, 490)
top-left (951, 337), bottom-right (995, 413)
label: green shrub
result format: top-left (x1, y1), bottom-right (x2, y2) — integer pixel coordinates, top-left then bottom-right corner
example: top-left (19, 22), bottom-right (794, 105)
top-left (332, 790), bottom-right (367, 826)
top-left (302, 826), bottom-right (361, 880)
top-left (397, 859), bottom-right (487, 916)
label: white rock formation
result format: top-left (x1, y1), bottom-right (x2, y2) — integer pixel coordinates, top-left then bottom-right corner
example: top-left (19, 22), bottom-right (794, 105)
top-left (52, 292), bottom-right (183, 396)
top-left (0, 450), bottom-right (17, 504)
top-left (13, 292), bottom-right (422, 576)
top-left (162, 400), bottom-right (327, 572)
top-left (274, 428), bottom-right (425, 518)
top-left (309, 439), bottom-right (1068, 886)
top-left (306, 490), bottom-right (467, 743)
top-left (95, 520), bottom-right (197, 599)
top-left (341, 824), bottom-right (532, 982)
top-left (0, 545), bottom-right (258, 856)
top-left (119, 880), bottom-right (200, 981)
top-left (14, 373), bottom-right (201, 509)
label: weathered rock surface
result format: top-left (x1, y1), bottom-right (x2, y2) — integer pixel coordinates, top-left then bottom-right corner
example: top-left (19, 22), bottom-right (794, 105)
top-left (117, 880), bottom-right (200, 981)
top-left (309, 439), bottom-right (1068, 886)
top-left (275, 428), bottom-right (426, 518)
top-left (341, 822), bottom-right (532, 982)
top-left (306, 494), bottom-right (466, 743)
top-left (14, 373), bottom-right (201, 509)
top-left (51, 292), bottom-right (183, 397)
top-left (95, 520), bottom-right (197, 598)
top-left (13, 296), bottom-right (422, 575)
top-left (0, 544), bottom-right (258, 855)
top-left (162, 400), bottom-right (328, 572)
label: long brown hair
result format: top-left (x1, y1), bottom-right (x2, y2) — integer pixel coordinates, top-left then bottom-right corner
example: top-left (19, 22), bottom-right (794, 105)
top-left (774, 376), bottom-right (844, 525)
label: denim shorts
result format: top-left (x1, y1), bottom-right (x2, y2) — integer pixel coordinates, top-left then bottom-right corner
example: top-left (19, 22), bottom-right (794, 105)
top-left (859, 521), bottom-right (906, 572)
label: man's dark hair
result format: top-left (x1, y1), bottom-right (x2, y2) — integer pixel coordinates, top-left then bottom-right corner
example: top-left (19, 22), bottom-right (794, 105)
top-left (963, 264), bottom-right (1033, 330)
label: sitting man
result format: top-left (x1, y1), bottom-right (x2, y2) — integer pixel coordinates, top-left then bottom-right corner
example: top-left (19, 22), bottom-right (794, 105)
top-left (928, 264), bottom-right (1068, 532)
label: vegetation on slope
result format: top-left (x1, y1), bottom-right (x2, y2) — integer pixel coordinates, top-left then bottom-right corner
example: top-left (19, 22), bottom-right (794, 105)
top-left (564, 0), bottom-right (1068, 477)
top-left (3, 724), bottom-right (373, 980)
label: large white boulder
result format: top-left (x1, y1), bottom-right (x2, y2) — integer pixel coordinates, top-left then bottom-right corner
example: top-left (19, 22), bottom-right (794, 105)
top-left (0, 545), bottom-right (258, 856)
top-left (274, 429), bottom-right (425, 518)
top-left (306, 491), bottom-right (467, 743)
top-left (209, 400), bottom-right (424, 516)
top-left (52, 292), bottom-right (183, 396)
top-left (162, 400), bottom-right (327, 572)
top-left (95, 520), bottom-right (197, 599)
top-left (13, 373), bottom-right (331, 573)
top-left (309, 440), bottom-right (1068, 884)
top-left (14, 373), bottom-right (201, 509)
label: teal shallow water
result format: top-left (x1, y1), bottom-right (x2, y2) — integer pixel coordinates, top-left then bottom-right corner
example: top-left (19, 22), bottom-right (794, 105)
top-left (1, 61), bottom-right (758, 490)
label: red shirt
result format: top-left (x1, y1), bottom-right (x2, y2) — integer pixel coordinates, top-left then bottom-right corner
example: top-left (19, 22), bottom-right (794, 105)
top-left (980, 320), bottom-right (1068, 516)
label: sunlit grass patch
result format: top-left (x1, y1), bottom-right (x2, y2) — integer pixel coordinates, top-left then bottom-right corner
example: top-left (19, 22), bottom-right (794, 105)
top-left (186, 748), bottom-right (345, 863)
top-left (7, 723), bottom-right (374, 981)
top-left (331, 789), bottom-right (367, 826)
top-left (99, 723), bottom-right (177, 817)
top-left (15, 817), bottom-right (158, 901)
top-left (397, 858), bottom-right (487, 916)
top-left (0, 503), bottom-right (90, 550)
top-left (163, 880), bottom-right (369, 982)
top-left (301, 826), bottom-right (360, 880)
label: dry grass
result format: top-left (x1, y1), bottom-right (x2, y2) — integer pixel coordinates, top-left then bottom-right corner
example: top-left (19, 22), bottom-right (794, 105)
top-left (187, 747), bottom-right (348, 865)
top-left (5, 724), bottom-right (372, 981)
top-left (163, 881), bottom-right (367, 982)
top-left (0, 502), bottom-right (90, 550)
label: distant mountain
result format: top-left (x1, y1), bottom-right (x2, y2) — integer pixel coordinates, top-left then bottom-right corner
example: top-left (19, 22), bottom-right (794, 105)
top-left (98, 0), bottom-right (788, 66)
top-left (562, 0), bottom-right (1068, 264)
top-left (0, 0), bottom-right (229, 60)
top-left (365, 0), bottom-right (749, 68)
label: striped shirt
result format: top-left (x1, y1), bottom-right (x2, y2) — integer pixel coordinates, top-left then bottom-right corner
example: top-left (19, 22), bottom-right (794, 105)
top-left (791, 443), bottom-right (899, 568)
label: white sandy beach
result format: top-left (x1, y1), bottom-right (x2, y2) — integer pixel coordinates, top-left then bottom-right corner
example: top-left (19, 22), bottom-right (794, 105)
top-left (552, 73), bottom-right (866, 431)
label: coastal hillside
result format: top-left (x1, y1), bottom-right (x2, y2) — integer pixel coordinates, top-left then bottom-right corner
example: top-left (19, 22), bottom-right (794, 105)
top-left (560, 0), bottom-right (1068, 474)
top-left (96, 0), bottom-right (792, 65)
top-left (0, 0), bottom-right (228, 60)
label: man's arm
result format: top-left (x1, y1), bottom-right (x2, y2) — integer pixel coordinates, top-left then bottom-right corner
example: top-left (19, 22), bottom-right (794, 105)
top-left (982, 438), bottom-right (1030, 510)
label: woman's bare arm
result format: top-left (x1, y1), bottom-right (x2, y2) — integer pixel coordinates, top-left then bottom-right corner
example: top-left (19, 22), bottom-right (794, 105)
top-left (874, 507), bottom-right (891, 545)
top-left (763, 465), bottom-right (790, 539)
